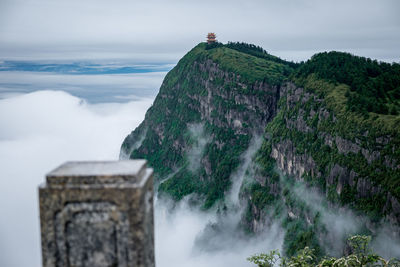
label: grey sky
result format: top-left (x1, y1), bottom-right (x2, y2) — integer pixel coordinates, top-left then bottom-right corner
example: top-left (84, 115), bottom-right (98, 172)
top-left (0, 0), bottom-right (399, 62)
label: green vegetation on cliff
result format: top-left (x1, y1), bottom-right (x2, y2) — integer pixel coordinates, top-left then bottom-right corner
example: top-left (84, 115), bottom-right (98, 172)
top-left (252, 51), bottom-right (400, 256)
top-left (296, 51), bottom-right (400, 115)
top-left (291, 59), bottom-right (400, 205)
top-left (122, 42), bottom-right (294, 208)
top-left (121, 42), bottom-right (400, 258)
top-left (225, 42), bottom-right (299, 69)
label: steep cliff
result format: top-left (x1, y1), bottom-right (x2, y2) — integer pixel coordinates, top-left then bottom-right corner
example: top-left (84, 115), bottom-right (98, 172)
top-left (121, 43), bottom-right (400, 257)
top-left (121, 43), bottom-right (293, 208)
top-left (254, 78), bottom-right (400, 256)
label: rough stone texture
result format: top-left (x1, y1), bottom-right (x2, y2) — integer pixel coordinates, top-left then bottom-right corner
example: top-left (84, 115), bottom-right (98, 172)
top-left (193, 59), bottom-right (279, 136)
top-left (335, 136), bottom-right (361, 155)
top-left (286, 109), bottom-right (312, 133)
top-left (39, 160), bottom-right (154, 267)
top-left (271, 139), bottom-right (318, 180)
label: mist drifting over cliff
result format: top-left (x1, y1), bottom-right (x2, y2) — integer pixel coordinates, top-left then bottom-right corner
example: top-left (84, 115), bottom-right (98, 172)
top-left (155, 196), bottom-right (284, 267)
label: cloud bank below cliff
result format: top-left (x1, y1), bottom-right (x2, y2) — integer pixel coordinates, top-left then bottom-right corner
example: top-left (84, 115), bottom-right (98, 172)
top-left (155, 197), bottom-right (284, 267)
top-left (0, 91), bottom-right (152, 266)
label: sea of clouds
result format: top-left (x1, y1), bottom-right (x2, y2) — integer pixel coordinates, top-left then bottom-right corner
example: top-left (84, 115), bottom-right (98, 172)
top-left (155, 196), bottom-right (284, 267)
top-left (0, 90), bottom-right (153, 266)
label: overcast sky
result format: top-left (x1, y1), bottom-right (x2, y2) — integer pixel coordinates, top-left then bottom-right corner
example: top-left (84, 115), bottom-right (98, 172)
top-left (0, 0), bottom-right (399, 62)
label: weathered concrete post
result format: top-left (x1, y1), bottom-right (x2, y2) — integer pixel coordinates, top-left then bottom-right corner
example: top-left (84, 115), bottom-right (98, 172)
top-left (39, 160), bottom-right (154, 267)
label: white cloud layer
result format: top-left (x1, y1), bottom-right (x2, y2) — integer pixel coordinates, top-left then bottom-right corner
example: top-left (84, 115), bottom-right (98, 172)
top-left (0, 71), bottom-right (167, 102)
top-left (0, 91), bottom-right (152, 266)
top-left (155, 197), bottom-right (284, 267)
top-left (0, 0), bottom-right (399, 62)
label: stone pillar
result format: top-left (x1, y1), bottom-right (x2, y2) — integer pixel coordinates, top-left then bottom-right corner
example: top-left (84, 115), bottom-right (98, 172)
top-left (39, 160), bottom-right (154, 267)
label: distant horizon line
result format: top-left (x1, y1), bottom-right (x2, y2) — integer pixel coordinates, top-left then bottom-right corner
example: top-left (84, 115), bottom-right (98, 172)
top-left (0, 46), bottom-right (398, 65)
top-left (0, 61), bottom-right (175, 75)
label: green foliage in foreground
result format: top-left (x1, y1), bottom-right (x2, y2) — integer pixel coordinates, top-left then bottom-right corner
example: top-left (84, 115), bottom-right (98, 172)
top-left (248, 235), bottom-right (400, 267)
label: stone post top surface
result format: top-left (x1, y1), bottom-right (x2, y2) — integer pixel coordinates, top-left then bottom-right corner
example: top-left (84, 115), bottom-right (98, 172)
top-left (46, 160), bottom-right (152, 187)
top-left (39, 159), bottom-right (155, 267)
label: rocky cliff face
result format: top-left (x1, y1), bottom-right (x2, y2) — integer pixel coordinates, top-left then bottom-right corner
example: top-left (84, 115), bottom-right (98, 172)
top-left (189, 59), bottom-right (279, 135)
top-left (267, 82), bottom-right (400, 226)
top-left (248, 77), bottom-right (400, 256)
top-left (121, 43), bottom-right (400, 257)
top-left (121, 43), bottom-right (289, 208)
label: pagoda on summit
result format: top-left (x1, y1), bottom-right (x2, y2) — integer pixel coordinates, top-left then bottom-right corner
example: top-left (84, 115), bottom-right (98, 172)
top-left (207, 33), bottom-right (217, 44)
